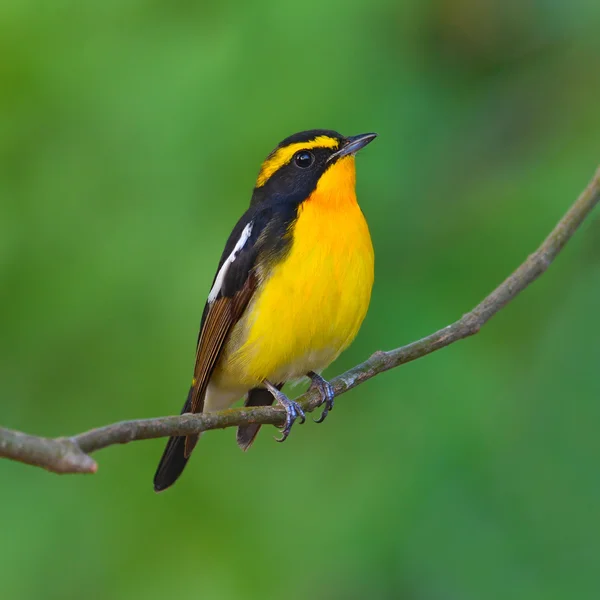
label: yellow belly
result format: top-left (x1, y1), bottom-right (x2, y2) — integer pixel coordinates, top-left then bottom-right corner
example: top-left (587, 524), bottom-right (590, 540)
top-left (214, 189), bottom-right (374, 389)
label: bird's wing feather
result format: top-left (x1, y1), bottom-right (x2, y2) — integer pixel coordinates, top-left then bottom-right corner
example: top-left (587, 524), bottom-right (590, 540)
top-left (188, 218), bottom-right (259, 415)
top-left (155, 197), bottom-right (300, 484)
top-left (185, 198), bottom-right (298, 418)
top-left (189, 275), bottom-right (256, 414)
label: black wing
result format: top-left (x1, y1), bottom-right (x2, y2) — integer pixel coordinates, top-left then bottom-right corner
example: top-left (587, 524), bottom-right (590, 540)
top-left (153, 200), bottom-right (297, 491)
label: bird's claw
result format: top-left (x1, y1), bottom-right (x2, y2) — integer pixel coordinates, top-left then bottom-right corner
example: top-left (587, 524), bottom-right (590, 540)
top-left (308, 372), bottom-right (335, 423)
top-left (274, 397), bottom-right (306, 443)
top-left (263, 380), bottom-right (306, 443)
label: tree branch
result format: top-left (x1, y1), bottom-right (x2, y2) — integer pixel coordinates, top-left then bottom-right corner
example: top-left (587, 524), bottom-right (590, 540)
top-left (2, 166), bottom-right (600, 475)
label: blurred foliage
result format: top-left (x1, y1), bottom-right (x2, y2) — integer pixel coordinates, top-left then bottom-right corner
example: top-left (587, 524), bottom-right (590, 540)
top-left (1, 0), bottom-right (600, 598)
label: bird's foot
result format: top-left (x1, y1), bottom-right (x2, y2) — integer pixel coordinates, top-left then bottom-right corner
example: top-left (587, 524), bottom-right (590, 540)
top-left (264, 380), bottom-right (306, 443)
top-left (307, 371), bottom-right (335, 423)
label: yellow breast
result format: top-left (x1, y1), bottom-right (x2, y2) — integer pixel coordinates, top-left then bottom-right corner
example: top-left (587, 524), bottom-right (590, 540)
top-left (216, 156), bottom-right (374, 388)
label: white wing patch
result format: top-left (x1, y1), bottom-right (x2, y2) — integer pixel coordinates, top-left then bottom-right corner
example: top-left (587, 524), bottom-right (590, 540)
top-left (207, 221), bottom-right (253, 303)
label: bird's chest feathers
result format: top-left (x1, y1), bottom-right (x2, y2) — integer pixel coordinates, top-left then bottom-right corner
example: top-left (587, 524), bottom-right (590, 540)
top-left (278, 194), bottom-right (373, 310)
top-left (236, 188), bottom-right (374, 382)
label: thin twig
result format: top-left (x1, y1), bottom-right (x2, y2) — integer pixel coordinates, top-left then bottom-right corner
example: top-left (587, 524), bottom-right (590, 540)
top-left (1, 165), bottom-right (599, 475)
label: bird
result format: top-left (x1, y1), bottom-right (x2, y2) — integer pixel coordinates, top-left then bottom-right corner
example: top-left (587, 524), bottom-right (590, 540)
top-left (153, 129), bottom-right (376, 492)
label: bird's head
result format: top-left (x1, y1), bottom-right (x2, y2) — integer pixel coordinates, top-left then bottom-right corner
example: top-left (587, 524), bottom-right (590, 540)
top-left (250, 129), bottom-right (377, 206)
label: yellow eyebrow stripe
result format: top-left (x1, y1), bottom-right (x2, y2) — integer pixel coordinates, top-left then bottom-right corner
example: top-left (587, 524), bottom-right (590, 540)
top-left (255, 136), bottom-right (339, 188)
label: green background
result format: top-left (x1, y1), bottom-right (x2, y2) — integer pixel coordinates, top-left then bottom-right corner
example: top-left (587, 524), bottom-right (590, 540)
top-left (1, 1), bottom-right (600, 598)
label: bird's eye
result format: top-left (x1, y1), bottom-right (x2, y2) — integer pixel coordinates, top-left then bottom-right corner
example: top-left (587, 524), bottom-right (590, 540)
top-left (294, 151), bottom-right (314, 168)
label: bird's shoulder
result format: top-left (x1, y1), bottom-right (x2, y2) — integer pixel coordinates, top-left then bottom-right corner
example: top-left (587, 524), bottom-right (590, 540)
top-left (210, 197), bottom-right (299, 301)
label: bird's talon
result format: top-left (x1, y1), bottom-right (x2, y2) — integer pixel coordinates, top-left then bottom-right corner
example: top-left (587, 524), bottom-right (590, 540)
top-left (313, 409), bottom-right (328, 424)
top-left (264, 380), bottom-right (305, 443)
top-left (274, 429), bottom-right (288, 443)
top-left (274, 414), bottom-right (293, 442)
top-left (308, 371), bottom-right (335, 424)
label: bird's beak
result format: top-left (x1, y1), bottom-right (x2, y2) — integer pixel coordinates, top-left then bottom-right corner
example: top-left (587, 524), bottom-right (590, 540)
top-left (328, 132), bottom-right (378, 162)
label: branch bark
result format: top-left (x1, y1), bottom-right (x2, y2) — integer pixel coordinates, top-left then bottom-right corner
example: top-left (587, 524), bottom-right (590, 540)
top-left (2, 165), bottom-right (600, 475)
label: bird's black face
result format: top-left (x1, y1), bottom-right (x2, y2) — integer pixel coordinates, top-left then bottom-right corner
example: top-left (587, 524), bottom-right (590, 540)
top-left (250, 129), bottom-right (376, 207)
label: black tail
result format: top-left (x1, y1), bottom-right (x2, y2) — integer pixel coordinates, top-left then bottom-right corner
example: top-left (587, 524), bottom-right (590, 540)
top-left (236, 385), bottom-right (280, 451)
top-left (153, 390), bottom-right (198, 492)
